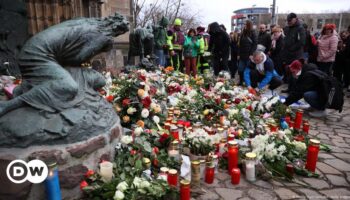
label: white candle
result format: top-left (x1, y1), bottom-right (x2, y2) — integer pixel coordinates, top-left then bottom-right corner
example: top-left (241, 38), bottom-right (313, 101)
top-left (245, 163), bottom-right (256, 182)
top-left (99, 161), bottom-right (113, 183)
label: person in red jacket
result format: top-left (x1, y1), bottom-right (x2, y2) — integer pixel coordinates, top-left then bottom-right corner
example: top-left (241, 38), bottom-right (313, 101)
top-left (316, 24), bottom-right (339, 75)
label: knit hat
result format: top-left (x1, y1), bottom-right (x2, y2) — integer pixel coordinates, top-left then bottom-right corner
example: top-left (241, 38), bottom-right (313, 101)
top-left (289, 60), bottom-right (302, 74)
top-left (324, 23), bottom-right (336, 30)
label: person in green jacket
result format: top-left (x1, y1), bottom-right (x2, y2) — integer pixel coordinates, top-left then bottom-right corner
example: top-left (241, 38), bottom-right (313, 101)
top-left (153, 16), bottom-right (169, 67)
top-left (183, 28), bottom-right (200, 76)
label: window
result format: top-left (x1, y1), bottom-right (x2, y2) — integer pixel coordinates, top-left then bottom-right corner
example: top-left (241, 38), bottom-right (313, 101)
top-left (317, 19), bottom-right (323, 29)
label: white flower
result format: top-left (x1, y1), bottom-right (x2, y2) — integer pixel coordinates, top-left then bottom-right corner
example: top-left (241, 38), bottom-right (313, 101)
top-left (141, 108), bottom-right (149, 118)
top-left (121, 135), bottom-right (133, 145)
top-left (153, 116), bottom-right (160, 124)
top-left (133, 177), bottom-right (142, 188)
top-left (116, 181), bottom-right (129, 192)
top-left (134, 127), bottom-right (143, 136)
top-left (140, 180), bottom-right (151, 188)
top-left (292, 141), bottom-right (307, 153)
top-left (214, 82), bottom-right (224, 90)
top-left (127, 107), bottom-right (137, 115)
top-left (228, 109), bottom-right (239, 117)
top-left (113, 190), bottom-right (125, 200)
top-left (277, 145), bottom-right (286, 153)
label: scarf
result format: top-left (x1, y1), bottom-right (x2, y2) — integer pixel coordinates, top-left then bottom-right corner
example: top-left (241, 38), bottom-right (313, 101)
top-left (271, 32), bottom-right (282, 49)
top-left (255, 53), bottom-right (267, 74)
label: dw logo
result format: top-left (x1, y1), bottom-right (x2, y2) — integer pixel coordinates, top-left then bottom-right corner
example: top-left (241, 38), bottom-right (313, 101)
top-left (6, 160), bottom-right (48, 184)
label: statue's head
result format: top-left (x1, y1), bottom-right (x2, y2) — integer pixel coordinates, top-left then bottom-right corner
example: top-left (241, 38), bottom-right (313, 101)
top-left (102, 13), bottom-right (129, 37)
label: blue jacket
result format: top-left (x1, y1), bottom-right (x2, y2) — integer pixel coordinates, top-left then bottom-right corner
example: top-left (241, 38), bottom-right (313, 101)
top-left (244, 57), bottom-right (280, 89)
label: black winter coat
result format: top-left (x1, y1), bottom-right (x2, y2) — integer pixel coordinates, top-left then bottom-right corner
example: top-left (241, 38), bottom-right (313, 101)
top-left (285, 63), bottom-right (326, 106)
top-left (208, 22), bottom-right (230, 56)
top-left (282, 21), bottom-right (306, 65)
top-left (270, 36), bottom-right (284, 71)
top-left (258, 31), bottom-right (271, 53)
top-left (238, 31), bottom-right (257, 60)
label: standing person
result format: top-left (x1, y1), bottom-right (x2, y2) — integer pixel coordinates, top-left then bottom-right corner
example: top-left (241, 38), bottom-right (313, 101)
top-left (258, 24), bottom-right (271, 54)
top-left (270, 26), bottom-right (285, 76)
top-left (167, 18), bottom-right (185, 71)
top-left (316, 24), bottom-right (339, 75)
top-left (342, 30), bottom-right (350, 95)
top-left (208, 22), bottom-right (230, 76)
top-left (196, 26), bottom-right (210, 74)
top-left (229, 29), bottom-right (240, 78)
top-left (238, 20), bottom-right (257, 85)
top-left (281, 13), bottom-right (306, 93)
top-left (303, 24), bottom-right (318, 64)
top-left (153, 16), bottom-right (169, 67)
top-left (183, 28), bottom-right (200, 77)
top-left (333, 31), bottom-right (349, 86)
top-left (244, 51), bottom-right (282, 94)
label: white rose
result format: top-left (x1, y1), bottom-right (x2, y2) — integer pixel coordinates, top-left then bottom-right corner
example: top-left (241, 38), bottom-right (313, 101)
top-left (133, 177), bottom-right (142, 188)
top-left (127, 107), bottom-right (136, 115)
top-left (116, 181), bottom-right (129, 192)
top-left (121, 135), bottom-right (133, 145)
top-left (150, 103), bottom-right (157, 110)
top-left (113, 190), bottom-right (125, 200)
top-left (140, 180), bottom-right (151, 188)
top-left (153, 116), bottom-right (160, 124)
top-left (141, 109), bottom-right (149, 118)
top-left (134, 127), bottom-right (143, 136)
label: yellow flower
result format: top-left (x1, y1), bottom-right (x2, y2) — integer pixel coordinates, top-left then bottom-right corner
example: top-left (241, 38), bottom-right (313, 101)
top-left (154, 105), bottom-right (162, 113)
top-left (138, 89), bottom-right (145, 98)
top-left (203, 109), bottom-right (209, 116)
top-left (136, 120), bottom-right (145, 128)
top-left (123, 115), bottom-right (130, 123)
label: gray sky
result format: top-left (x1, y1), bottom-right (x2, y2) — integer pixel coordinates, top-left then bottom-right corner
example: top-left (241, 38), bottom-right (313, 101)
top-left (190, 0), bottom-right (350, 31)
top-left (145, 0), bottom-right (350, 30)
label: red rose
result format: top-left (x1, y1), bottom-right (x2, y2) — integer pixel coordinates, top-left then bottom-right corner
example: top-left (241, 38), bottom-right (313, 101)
top-left (159, 133), bottom-right (169, 144)
top-left (106, 95), bottom-right (114, 102)
top-left (122, 98), bottom-right (131, 106)
top-left (139, 74), bottom-right (146, 81)
top-left (152, 147), bottom-right (159, 154)
top-left (247, 105), bottom-right (253, 111)
top-left (85, 169), bottom-right (94, 178)
top-left (80, 180), bottom-right (88, 190)
top-left (222, 152), bottom-right (229, 159)
top-left (130, 149), bottom-right (137, 155)
top-left (152, 158), bottom-right (159, 167)
top-left (141, 96), bottom-right (151, 108)
top-left (149, 86), bottom-right (157, 96)
top-left (234, 98), bottom-right (241, 104)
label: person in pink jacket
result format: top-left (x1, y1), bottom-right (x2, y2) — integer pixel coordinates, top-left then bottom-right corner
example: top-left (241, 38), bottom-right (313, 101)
top-left (317, 24), bottom-right (339, 75)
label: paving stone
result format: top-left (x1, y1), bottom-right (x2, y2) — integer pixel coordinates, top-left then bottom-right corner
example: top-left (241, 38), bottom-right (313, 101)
top-left (320, 188), bottom-right (350, 199)
top-left (316, 162), bottom-right (342, 175)
top-left (332, 153), bottom-right (350, 162)
top-left (342, 148), bottom-right (350, 154)
top-left (216, 172), bottom-right (230, 181)
top-left (324, 159), bottom-right (350, 171)
top-left (198, 189), bottom-right (220, 200)
top-left (347, 172), bottom-right (350, 183)
top-left (309, 130), bottom-right (319, 136)
top-left (335, 129), bottom-right (350, 134)
top-left (271, 180), bottom-right (284, 186)
top-left (318, 153), bottom-right (335, 159)
top-left (215, 188), bottom-right (242, 200)
top-left (325, 175), bottom-right (350, 187)
top-left (252, 180), bottom-right (273, 189)
top-left (330, 146), bottom-right (345, 153)
top-left (238, 198), bottom-right (253, 200)
top-left (328, 135), bottom-right (344, 140)
top-left (247, 188), bottom-right (274, 200)
top-left (224, 177), bottom-right (249, 188)
top-left (338, 133), bottom-right (350, 139)
top-left (332, 141), bottom-right (349, 148)
top-left (317, 133), bottom-right (329, 140)
top-left (297, 188), bottom-right (326, 200)
top-left (302, 178), bottom-right (330, 189)
top-left (202, 178), bottom-right (220, 188)
top-left (274, 188), bottom-right (301, 199)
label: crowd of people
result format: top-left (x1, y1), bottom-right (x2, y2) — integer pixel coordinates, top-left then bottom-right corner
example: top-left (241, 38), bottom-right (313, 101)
top-left (150, 13), bottom-right (349, 117)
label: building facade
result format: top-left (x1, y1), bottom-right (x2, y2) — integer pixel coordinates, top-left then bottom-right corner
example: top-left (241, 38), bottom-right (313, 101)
top-left (231, 7), bottom-right (271, 31)
top-left (25, 0), bottom-right (133, 70)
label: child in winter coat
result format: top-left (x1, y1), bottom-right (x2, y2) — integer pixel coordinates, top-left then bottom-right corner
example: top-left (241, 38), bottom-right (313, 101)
top-left (183, 28), bottom-right (200, 77)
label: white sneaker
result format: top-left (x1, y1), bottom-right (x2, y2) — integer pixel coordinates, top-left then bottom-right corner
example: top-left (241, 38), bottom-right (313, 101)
top-left (309, 110), bottom-right (327, 118)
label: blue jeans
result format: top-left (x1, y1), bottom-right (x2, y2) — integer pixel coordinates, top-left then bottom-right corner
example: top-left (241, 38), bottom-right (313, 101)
top-left (154, 49), bottom-right (165, 66)
top-left (238, 59), bottom-right (249, 73)
top-left (303, 91), bottom-right (325, 110)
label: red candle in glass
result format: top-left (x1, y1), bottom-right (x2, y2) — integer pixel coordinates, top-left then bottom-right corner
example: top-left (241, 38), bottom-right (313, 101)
top-left (231, 168), bottom-right (240, 185)
top-left (303, 121), bottom-right (310, 134)
top-left (228, 141), bottom-right (239, 175)
top-left (270, 124), bottom-right (278, 132)
top-left (204, 163), bottom-right (215, 184)
top-left (170, 126), bottom-right (179, 140)
top-left (164, 123), bottom-right (171, 131)
top-left (180, 180), bottom-right (190, 200)
top-left (294, 109), bottom-right (303, 130)
top-left (286, 163), bottom-right (294, 176)
top-left (285, 116), bottom-right (291, 124)
top-left (167, 169), bottom-right (178, 186)
top-left (294, 134), bottom-right (305, 142)
top-left (288, 121), bottom-right (294, 129)
top-left (305, 139), bottom-right (320, 172)
top-left (228, 134), bottom-right (235, 141)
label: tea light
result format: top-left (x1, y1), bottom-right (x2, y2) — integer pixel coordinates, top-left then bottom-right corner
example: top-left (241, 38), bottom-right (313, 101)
top-left (99, 161), bottom-right (113, 183)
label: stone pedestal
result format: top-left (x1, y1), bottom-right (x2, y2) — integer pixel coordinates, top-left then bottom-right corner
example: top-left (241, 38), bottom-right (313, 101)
top-left (0, 123), bottom-right (123, 200)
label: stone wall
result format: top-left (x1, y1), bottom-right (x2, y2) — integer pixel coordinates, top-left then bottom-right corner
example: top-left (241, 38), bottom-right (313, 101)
top-left (0, 123), bottom-right (124, 200)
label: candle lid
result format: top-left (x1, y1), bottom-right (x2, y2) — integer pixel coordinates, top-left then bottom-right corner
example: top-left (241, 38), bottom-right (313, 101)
top-left (180, 179), bottom-right (190, 186)
top-left (245, 152), bottom-right (256, 159)
top-left (220, 138), bottom-right (227, 143)
top-left (166, 117), bottom-right (172, 121)
top-left (191, 160), bottom-right (200, 165)
top-left (160, 167), bottom-right (169, 173)
top-left (200, 159), bottom-right (206, 164)
top-left (169, 107), bottom-right (174, 111)
top-left (164, 122), bottom-right (171, 126)
top-left (223, 125), bottom-right (229, 129)
top-left (217, 127), bottom-right (224, 132)
top-left (206, 161), bottom-right (215, 167)
top-left (170, 125), bottom-right (178, 130)
top-left (177, 124), bottom-right (184, 128)
top-left (310, 139), bottom-right (320, 145)
top-left (211, 154), bottom-right (218, 159)
top-left (171, 140), bottom-right (179, 145)
top-left (297, 109), bottom-right (304, 113)
top-left (143, 158), bottom-right (151, 164)
top-left (228, 134), bottom-right (235, 138)
top-left (228, 140), bottom-right (238, 146)
top-left (171, 120), bottom-right (177, 124)
top-left (168, 169), bottom-right (177, 175)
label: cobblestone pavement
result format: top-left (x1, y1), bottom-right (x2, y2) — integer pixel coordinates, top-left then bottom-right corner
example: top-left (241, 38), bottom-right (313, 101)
top-left (193, 90), bottom-right (350, 200)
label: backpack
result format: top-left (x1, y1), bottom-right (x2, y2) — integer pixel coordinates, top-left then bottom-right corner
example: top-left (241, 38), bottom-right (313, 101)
top-left (309, 70), bottom-right (344, 112)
